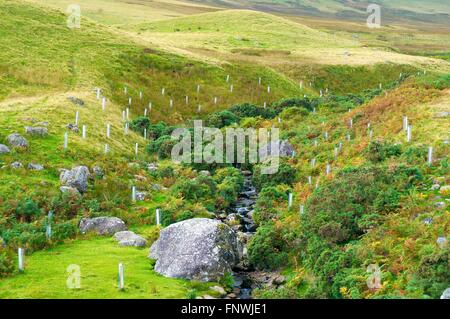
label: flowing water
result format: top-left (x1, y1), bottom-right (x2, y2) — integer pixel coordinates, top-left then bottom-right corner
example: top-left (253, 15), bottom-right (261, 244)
top-left (219, 170), bottom-right (258, 299)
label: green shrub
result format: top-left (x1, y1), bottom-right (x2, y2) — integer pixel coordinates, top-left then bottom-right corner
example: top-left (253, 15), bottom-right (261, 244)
top-left (0, 249), bottom-right (15, 278)
top-left (252, 162), bottom-right (296, 191)
top-left (206, 110), bottom-right (239, 128)
top-left (228, 103), bottom-right (276, 119)
top-left (248, 222), bottom-right (289, 270)
top-left (366, 141), bottom-right (402, 163)
top-left (129, 116), bottom-right (151, 135)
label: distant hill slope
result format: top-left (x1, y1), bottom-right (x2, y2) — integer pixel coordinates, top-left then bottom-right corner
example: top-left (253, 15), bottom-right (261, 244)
top-left (191, 0), bottom-right (450, 25)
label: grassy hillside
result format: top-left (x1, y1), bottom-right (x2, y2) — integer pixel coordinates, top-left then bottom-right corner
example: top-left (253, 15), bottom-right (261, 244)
top-left (0, 0), bottom-right (448, 300)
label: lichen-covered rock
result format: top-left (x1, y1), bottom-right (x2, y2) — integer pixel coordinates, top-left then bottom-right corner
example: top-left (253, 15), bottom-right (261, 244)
top-left (25, 126), bottom-right (48, 137)
top-left (114, 231), bottom-right (147, 247)
top-left (67, 96), bottom-right (85, 106)
top-left (92, 166), bottom-right (104, 178)
top-left (79, 217), bottom-right (126, 235)
top-left (260, 140), bottom-right (295, 158)
top-left (60, 166), bottom-right (90, 193)
top-left (60, 186), bottom-right (80, 196)
top-left (149, 218), bottom-right (239, 282)
top-left (28, 163), bottom-right (44, 170)
top-left (441, 288), bottom-right (450, 299)
top-left (0, 144), bottom-right (10, 154)
top-left (10, 161), bottom-right (22, 169)
top-left (66, 123), bottom-right (79, 133)
top-left (7, 133), bottom-right (28, 148)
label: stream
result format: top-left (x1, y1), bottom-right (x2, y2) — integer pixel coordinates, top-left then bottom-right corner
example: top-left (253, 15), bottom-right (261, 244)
top-left (217, 170), bottom-right (257, 299)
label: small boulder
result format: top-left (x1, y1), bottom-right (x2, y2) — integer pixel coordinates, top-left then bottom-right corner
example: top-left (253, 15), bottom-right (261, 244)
top-left (136, 191), bottom-right (147, 201)
top-left (147, 163), bottom-right (158, 171)
top-left (66, 123), bottom-right (79, 133)
top-left (79, 217), bottom-right (127, 235)
top-left (210, 286), bottom-right (227, 297)
top-left (67, 96), bottom-right (85, 106)
top-left (441, 288), bottom-right (450, 299)
top-left (261, 140), bottom-right (295, 158)
top-left (436, 237), bottom-right (448, 248)
top-left (430, 184), bottom-right (441, 191)
top-left (28, 163), bottom-right (44, 171)
top-left (0, 144), bottom-right (10, 154)
top-left (199, 170), bottom-right (211, 176)
top-left (25, 126), bottom-right (48, 137)
top-left (7, 133), bottom-right (28, 148)
top-left (60, 166), bottom-right (90, 193)
top-left (114, 231), bottom-right (147, 247)
top-left (60, 186), bottom-right (80, 196)
top-left (92, 166), bottom-right (104, 178)
top-left (149, 218), bottom-right (239, 281)
top-left (10, 161), bottom-right (22, 169)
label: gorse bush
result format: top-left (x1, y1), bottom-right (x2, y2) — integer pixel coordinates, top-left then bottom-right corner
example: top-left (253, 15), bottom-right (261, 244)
top-left (366, 141), bottom-right (402, 163)
top-left (0, 249), bottom-right (14, 278)
top-left (252, 162), bottom-right (297, 191)
top-left (248, 222), bottom-right (289, 270)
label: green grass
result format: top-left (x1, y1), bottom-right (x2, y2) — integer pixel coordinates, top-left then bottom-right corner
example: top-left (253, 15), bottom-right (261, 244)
top-left (0, 233), bottom-right (210, 298)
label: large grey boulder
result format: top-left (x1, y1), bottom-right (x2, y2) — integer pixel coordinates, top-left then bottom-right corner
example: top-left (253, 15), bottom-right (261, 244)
top-left (25, 126), bottom-right (48, 137)
top-left (6, 133), bottom-right (28, 148)
top-left (0, 144), bottom-right (10, 154)
top-left (149, 218), bottom-right (239, 282)
top-left (260, 140), bottom-right (295, 158)
top-left (441, 288), bottom-right (450, 299)
top-left (79, 217), bottom-right (127, 235)
top-left (60, 166), bottom-right (90, 193)
top-left (114, 231), bottom-right (147, 247)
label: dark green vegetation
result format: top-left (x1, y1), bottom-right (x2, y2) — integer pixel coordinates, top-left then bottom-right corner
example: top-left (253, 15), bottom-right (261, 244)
top-left (0, 0), bottom-right (449, 299)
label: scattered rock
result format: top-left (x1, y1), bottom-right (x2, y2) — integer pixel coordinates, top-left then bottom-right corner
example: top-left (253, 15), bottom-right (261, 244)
top-left (60, 186), bottom-right (80, 196)
top-left (226, 213), bottom-right (242, 225)
top-left (10, 161), bottom-right (22, 169)
top-left (151, 184), bottom-right (164, 191)
top-left (423, 217), bottom-right (433, 225)
top-left (79, 217), bottom-right (127, 235)
top-left (202, 295), bottom-right (216, 299)
top-left (261, 140), bottom-right (295, 158)
top-left (436, 237), bottom-right (448, 248)
top-left (28, 163), bottom-right (44, 171)
top-left (134, 175), bottom-right (147, 182)
top-left (210, 286), bottom-right (227, 297)
top-left (67, 96), bottom-right (85, 106)
top-left (430, 184), bottom-right (441, 191)
top-left (433, 112), bottom-right (450, 118)
top-left (66, 123), bottom-right (79, 133)
top-left (60, 166), bottom-right (90, 193)
top-left (149, 218), bottom-right (239, 281)
top-left (136, 191), bottom-right (147, 201)
top-left (0, 144), bottom-right (11, 154)
top-left (434, 202), bottom-right (446, 209)
top-left (25, 126), bottom-right (48, 137)
top-left (7, 133), bottom-right (28, 148)
top-left (114, 231), bottom-right (147, 247)
top-left (147, 163), bottom-right (158, 171)
top-left (227, 293), bottom-right (237, 298)
top-left (441, 288), bottom-right (450, 299)
top-left (199, 170), bottom-right (211, 176)
top-left (92, 166), bottom-right (104, 178)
